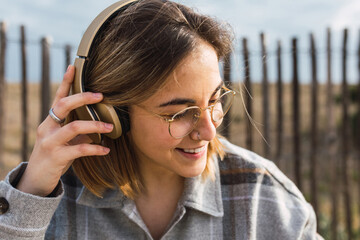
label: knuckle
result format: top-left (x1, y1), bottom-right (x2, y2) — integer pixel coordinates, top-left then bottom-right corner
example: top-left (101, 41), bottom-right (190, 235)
top-left (39, 138), bottom-right (51, 151)
top-left (82, 92), bottom-right (92, 102)
top-left (76, 144), bottom-right (105, 157)
top-left (69, 121), bottom-right (81, 132)
top-left (95, 121), bottom-right (103, 130)
top-left (63, 76), bottom-right (71, 83)
top-left (95, 145), bottom-right (107, 155)
top-left (36, 124), bottom-right (45, 138)
top-left (56, 98), bottom-right (68, 110)
top-left (85, 92), bottom-right (94, 99)
top-left (63, 73), bottom-right (73, 83)
top-left (77, 144), bottom-right (89, 155)
top-left (36, 121), bottom-right (52, 138)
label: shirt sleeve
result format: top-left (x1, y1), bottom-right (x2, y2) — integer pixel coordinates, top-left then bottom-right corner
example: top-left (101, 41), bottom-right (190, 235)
top-left (301, 203), bottom-right (324, 240)
top-left (0, 163), bottom-right (64, 239)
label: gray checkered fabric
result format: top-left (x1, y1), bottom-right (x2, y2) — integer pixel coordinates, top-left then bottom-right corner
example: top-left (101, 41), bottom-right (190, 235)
top-left (0, 139), bottom-right (323, 239)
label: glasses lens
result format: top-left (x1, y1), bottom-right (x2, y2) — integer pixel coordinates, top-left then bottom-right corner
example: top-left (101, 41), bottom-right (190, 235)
top-left (168, 90), bottom-right (235, 138)
top-left (212, 91), bottom-right (234, 124)
top-left (170, 107), bottom-right (200, 138)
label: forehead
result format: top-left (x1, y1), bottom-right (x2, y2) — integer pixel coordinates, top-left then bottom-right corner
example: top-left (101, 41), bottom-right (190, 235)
top-left (143, 42), bottom-right (222, 106)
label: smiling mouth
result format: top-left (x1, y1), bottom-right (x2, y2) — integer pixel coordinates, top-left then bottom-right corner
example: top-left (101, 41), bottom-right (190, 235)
top-left (177, 146), bottom-right (206, 154)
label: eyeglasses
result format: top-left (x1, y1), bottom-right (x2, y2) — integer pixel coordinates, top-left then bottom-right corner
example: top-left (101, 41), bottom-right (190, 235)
top-left (139, 86), bottom-right (236, 139)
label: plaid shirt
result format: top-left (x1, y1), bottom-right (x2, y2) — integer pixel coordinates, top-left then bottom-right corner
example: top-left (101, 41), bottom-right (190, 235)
top-left (0, 139), bottom-right (323, 239)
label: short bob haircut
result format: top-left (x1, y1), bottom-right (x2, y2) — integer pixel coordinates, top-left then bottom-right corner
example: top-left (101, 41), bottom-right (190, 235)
top-left (70, 0), bottom-right (234, 198)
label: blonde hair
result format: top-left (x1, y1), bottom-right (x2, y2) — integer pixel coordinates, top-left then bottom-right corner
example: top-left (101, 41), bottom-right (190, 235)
top-left (71, 0), bottom-right (233, 198)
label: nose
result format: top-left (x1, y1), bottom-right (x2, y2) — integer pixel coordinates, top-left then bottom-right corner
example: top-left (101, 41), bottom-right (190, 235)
top-left (191, 109), bottom-right (216, 141)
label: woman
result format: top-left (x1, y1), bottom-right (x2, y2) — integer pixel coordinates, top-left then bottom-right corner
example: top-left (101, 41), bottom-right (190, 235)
top-left (0, 0), bottom-right (322, 239)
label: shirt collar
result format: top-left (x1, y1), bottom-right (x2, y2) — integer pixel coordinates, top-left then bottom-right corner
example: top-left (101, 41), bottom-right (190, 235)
top-left (76, 185), bottom-right (125, 208)
top-left (76, 157), bottom-right (223, 217)
top-left (179, 157), bottom-right (224, 217)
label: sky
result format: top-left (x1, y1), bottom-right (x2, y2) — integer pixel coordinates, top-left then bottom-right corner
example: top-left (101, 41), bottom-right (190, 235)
top-left (1, 0), bottom-right (360, 83)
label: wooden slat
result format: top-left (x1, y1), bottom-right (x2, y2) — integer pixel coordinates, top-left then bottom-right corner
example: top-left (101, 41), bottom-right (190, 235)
top-left (260, 33), bottom-right (270, 158)
top-left (292, 38), bottom-right (302, 190)
top-left (0, 22), bottom-right (7, 165)
top-left (275, 40), bottom-right (283, 166)
top-left (242, 38), bottom-right (253, 151)
top-left (341, 28), bottom-right (353, 240)
top-left (222, 52), bottom-right (231, 139)
top-left (20, 25), bottom-right (29, 162)
top-left (326, 28), bottom-right (339, 240)
top-left (309, 32), bottom-right (318, 225)
top-left (40, 37), bottom-right (51, 122)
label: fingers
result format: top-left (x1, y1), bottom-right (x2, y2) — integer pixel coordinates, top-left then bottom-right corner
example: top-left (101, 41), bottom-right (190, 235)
top-left (68, 134), bottom-right (93, 145)
top-left (52, 65), bottom-right (75, 106)
top-left (48, 92), bottom-right (103, 125)
top-left (50, 120), bottom-right (113, 144)
top-left (21, 65), bottom-right (112, 197)
top-left (61, 143), bottom-right (110, 161)
top-left (48, 65), bottom-right (105, 127)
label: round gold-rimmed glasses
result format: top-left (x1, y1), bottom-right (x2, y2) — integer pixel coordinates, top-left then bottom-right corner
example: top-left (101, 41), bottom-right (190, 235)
top-left (138, 86), bottom-right (236, 139)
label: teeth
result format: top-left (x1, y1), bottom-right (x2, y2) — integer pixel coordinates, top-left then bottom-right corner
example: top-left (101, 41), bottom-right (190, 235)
top-left (182, 146), bottom-right (205, 153)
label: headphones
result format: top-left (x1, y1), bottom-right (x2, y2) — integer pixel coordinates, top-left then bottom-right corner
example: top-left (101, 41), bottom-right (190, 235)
top-left (72, 0), bottom-right (138, 144)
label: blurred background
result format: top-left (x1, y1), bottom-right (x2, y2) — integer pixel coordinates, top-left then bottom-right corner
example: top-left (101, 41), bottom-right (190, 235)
top-left (1, 0), bottom-right (360, 83)
top-left (0, 0), bottom-right (360, 239)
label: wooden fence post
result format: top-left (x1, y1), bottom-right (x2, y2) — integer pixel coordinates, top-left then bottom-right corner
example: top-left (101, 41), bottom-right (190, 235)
top-left (357, 29), bottom-right (360, 231)
top-left (65, 44), bottom-right (72, 71)
top-left (326, 28), bottom-right (338, 240)
top-left (341, 28), bottom-right (353, 240)
top-left (309, 33), bottom-right (318, 224)
top-left (20, 25), bottom-right (28, 162)
top-left (275, 40), bottom-right (283, 165)
top-left (292, 38), bottom-right (302, 190)
top-left (0, 22), bottom-right (7, 165)
top-left (260, 33), bottom-right (270, 158)
top-left (40, 37), bottom-right (51, 122)
top-left (222, 52), bottom-right (231, 139)
top-left (242, 38), bottom-right (253, 151)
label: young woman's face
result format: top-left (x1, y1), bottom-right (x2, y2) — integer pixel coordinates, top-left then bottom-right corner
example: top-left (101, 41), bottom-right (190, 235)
top-left (129, 41), bottom-right (222, 179)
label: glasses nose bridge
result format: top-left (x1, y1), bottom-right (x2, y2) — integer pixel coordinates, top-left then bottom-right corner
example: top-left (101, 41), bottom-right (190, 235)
top-left (199, 104), bottom-right (213, 111)
top-left (197, 105), bottom-right (214, 121)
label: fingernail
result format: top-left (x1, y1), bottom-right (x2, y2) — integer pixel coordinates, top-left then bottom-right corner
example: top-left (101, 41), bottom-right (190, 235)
top-left (66, 65), bottom-right (71, 72)
top-left (93, 93), bottom-right (103, 98)
top-left (104, 148), bottom-right (110, 154)
top-left (105, 123), bottom-right (113, 130)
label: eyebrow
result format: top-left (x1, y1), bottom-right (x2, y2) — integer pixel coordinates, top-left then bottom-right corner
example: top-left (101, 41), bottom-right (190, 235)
top-left (158, 81), bottom-right (224, 108)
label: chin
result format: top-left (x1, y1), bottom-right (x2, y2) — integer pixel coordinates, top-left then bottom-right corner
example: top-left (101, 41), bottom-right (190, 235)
top-left (179, 159), bottom-right (207, 178)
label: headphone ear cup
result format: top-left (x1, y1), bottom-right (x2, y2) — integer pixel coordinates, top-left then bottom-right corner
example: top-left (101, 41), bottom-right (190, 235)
top-left (73, 58), bottom-right (126, 143)
top-left (93, 103), bottom-right (123, 139)
top-left (73, 58), bottom-right (102, 144)
top-left (114, 106), bottom-right (130, 134)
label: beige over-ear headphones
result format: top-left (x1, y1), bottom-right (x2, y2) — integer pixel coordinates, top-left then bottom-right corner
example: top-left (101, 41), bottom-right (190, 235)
top-left (72, 0), bottom-right (138, 144)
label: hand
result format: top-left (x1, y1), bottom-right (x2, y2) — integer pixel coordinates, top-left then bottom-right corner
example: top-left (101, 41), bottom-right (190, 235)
top-left (16, 65), bottom-right (113, 197)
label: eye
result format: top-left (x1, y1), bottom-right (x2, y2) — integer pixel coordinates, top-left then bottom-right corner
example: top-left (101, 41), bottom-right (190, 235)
top-left (209, 89), bottom-right (222, 105)
top-left (209, 98), bottom-right (218, 104)
top-left (172, 109), bottom-right (189, 120)
top-left (209, 94), bottom-right (221, 105)
top-left (171, 108), bottom-right (200, 121)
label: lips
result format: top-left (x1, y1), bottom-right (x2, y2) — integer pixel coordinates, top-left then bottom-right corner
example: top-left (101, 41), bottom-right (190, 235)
top-left (175, 145), bottom-right (207, 160)
top-left (181, 146), bottom-right (206, 154)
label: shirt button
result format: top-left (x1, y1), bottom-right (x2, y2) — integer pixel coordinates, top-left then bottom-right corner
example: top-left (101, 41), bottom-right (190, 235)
top-left (0, 197), bottom-right (9, 214)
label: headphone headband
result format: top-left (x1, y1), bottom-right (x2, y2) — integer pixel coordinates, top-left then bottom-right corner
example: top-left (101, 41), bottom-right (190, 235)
top-left (72, 0), bottom-right (137, 144)
top-left (77, 0), bottom-right (138, 58)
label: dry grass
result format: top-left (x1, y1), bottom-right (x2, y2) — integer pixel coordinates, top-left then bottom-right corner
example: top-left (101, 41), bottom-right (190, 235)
top-left (0, 83), bottom-right (58, 179)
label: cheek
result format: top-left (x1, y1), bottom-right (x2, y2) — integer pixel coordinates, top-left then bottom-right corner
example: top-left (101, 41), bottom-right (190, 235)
top-left (130, 113), bottom-right (179, 152)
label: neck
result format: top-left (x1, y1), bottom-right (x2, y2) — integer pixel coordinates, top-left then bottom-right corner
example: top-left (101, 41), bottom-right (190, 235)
top-left (135, 160), bottom-right (185, 240)
top-left (139, 164), bottom-right (184, 199)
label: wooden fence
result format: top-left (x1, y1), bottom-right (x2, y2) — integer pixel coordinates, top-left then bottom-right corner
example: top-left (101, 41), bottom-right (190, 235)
top-left (1, 23), bottom-right (360, 240)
